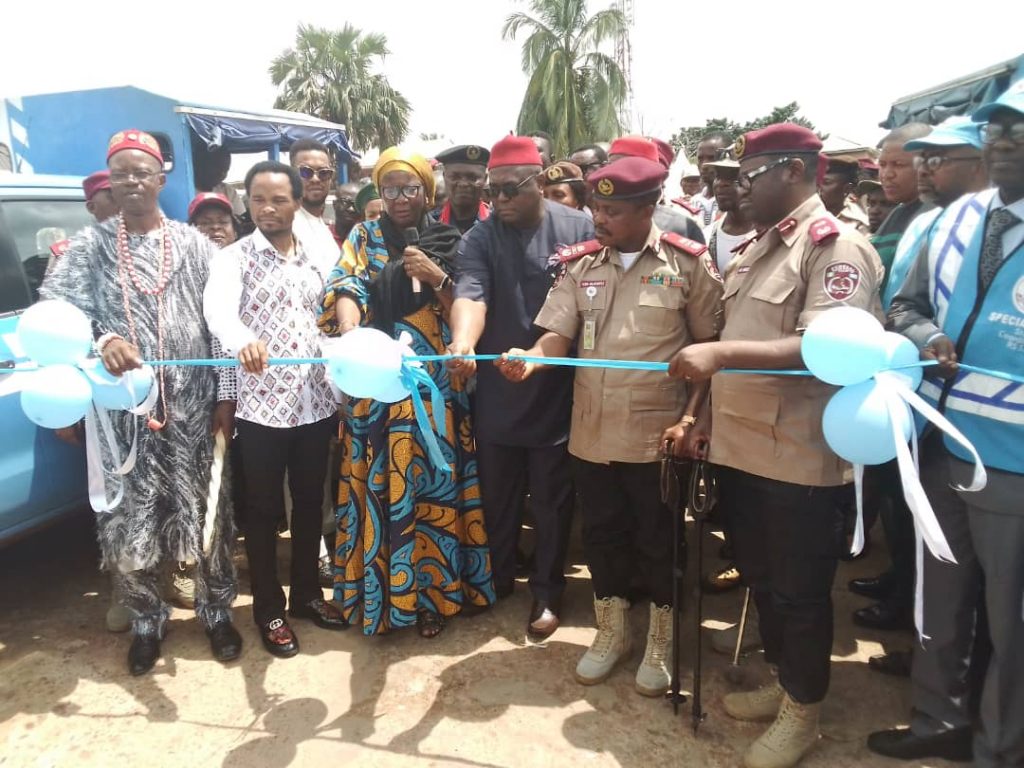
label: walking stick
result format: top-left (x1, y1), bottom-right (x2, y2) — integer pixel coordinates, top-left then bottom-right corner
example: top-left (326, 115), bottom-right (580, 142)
top-left (688, 459), bottom-right (713, 734)
top-left (660, 440), bottom-right (687, 715)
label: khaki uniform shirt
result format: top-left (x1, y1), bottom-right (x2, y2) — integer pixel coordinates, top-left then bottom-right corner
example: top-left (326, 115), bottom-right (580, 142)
top-left (838, 198), bottom-right (870, 235)
top-left (536, 225), bottom-right (724, 464)
top-left (709, 195), bottom-right (884, 487)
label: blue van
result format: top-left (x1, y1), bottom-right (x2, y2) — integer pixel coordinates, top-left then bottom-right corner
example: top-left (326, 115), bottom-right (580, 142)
top-left (0, 173), bottom-right (91, 545)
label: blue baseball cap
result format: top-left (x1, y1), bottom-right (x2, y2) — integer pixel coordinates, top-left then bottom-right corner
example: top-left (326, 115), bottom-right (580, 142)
top-left (904, 117), bottom-right (983, 151)
top-left (972, 79), bottom-right (1024, 122)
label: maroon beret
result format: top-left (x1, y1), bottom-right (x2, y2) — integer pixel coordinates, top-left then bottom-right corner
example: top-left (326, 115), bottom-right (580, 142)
top-left (588, 156), bottom-right (668, 200)
top-left (608, 135), bottom-right (660, 164)
top-left (187, 192), bottom-right (233, 222)
top-left (734, 123), bottom-right (822, 161)
top-left (82, 170), bottom-right (111, 201)
top-left (648, 137), bottom-right (675, 169)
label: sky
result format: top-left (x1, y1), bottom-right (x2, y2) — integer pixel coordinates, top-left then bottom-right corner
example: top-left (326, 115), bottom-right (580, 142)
top-left (3, 1), bottom-right (1022, 158)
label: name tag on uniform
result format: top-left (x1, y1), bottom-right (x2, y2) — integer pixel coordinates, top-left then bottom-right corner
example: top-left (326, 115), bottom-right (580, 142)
top-left (579, 279), bottom-right (606, 288)
top-left (640, 274), bottom-right (686, 287)
top-left (583, 318), bottom-right (596, 351)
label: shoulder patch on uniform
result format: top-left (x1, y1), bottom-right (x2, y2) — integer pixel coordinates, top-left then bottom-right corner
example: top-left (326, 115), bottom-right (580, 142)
top-left (704, 255), bottom-right (722, 282)
top-left (660, 231), bottom-right (707, 257)
top-left (822, 261), bottom-right (862, 301)
top-left (48, 239), bottom-right (70, 259)
top-left (671, 198), bottom-right (701, 216)
top-left (554, 239), bottom-right (603, 264)
top-left (809, 216), bottom-right (841, 245)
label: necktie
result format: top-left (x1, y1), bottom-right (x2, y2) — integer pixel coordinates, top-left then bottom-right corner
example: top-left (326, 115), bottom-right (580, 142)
top-left (979, 208), bottom-right (1021, 290)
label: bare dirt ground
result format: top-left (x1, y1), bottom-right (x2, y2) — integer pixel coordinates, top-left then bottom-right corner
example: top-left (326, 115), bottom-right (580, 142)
top-left (0, 512), bottom-right (956, 768)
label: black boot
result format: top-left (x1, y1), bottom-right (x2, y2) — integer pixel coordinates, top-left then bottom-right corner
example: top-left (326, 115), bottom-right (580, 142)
top-left (128, 634), bottom-right (161, 676)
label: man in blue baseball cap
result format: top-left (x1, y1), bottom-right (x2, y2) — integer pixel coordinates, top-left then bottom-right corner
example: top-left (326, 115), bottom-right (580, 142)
top-left (870, 80), bottom-right (1024, 767)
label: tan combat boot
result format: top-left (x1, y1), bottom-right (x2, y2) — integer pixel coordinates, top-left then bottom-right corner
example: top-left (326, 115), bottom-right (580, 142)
top-left (574, 596), bottom-right (631, 685)
top-left (723, 679), bottom-right (784, 721)
top-left (635, 603), bottom-right (672, 696)
top-left (743, 693), bottom-right (821, 768)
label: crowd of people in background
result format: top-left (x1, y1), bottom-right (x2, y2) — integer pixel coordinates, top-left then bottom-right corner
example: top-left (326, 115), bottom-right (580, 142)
top-left (40, 77), bottom-right (1024, 768)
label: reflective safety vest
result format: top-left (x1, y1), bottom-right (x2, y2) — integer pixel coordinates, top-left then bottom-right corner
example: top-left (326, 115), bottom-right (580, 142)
top-left (918, 189), bottom-right (1024, 473)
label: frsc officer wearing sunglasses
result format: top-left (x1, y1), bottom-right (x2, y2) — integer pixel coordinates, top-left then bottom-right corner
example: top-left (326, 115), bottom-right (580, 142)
top-left (289, 138), bottom-right (342, 277)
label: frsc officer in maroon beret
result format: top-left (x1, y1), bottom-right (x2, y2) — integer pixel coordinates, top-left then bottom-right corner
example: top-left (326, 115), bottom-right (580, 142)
top-left (669, 123), bottom-right (884, 768)
top-left (497, 156), bottom-right (723, 698)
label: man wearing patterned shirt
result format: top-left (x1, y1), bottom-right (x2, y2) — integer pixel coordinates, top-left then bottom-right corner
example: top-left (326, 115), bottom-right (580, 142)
top-left (204, 161), bottom-right (345, 659)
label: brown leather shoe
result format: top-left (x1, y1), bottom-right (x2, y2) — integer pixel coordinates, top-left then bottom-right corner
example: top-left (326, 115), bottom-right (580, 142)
top-left (527, 599), bottom-right (561, 639)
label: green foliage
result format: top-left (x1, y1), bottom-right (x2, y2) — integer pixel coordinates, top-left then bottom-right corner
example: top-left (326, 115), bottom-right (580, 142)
top-left (503, 0), bottom-right (630, 158)
top-left (270, 23), bottom-right (411, 153)
top-left (670, 102), bottom-right (820, 159)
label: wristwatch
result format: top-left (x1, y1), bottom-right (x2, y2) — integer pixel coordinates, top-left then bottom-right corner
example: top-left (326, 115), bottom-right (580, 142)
top-left (434, 274), bottom-right (453, 291)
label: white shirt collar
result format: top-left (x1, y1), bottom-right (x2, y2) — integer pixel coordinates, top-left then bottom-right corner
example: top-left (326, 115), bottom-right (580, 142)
top-left (991, 190), bottom-right (1024, 219)
top-left (251, 227), bottom-right (303, 260)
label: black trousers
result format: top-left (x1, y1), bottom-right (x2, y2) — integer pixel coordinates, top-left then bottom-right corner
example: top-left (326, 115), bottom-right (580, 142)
top-left (868, 460), bottom-right (915, 610)
top-left (236, 416), bottom-right (334, 626)
top-left (476, 440), bottom-right (574, 602)
top-left (718, 466), bottom-right (845, 704)
top-left (573, 458), bottom-right (678, 607)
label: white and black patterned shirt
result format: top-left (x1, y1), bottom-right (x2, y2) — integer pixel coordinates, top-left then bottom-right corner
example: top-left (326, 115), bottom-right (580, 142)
top-left (204, 228), bottom-right (336, 428)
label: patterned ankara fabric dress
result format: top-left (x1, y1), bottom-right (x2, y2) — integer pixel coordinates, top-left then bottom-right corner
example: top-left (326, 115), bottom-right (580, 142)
top-left (40, 216), bottom-right (237, 637)
top-left (319, 218), bottom-right (495, 635)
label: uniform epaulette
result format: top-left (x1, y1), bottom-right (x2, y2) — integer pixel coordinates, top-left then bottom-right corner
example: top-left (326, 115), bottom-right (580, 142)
top-left (555, 239), bottom-right (603, 263)
top-left (671, 198), bottom-right (701, 216)
top-left (48, 239), bottom-right (70, 259)
top-left (660, 231), bottom-right (707, 257)
top-left (808, 216), bottom-right (841, 245)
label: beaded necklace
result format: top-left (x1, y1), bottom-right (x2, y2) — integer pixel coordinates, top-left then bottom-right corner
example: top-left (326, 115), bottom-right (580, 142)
top-left (116, 213), bottom-right (172, 430)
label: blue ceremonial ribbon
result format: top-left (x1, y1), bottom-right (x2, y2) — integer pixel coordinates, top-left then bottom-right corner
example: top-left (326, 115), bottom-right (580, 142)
top-left (400, 363), bottom-right (451, 474)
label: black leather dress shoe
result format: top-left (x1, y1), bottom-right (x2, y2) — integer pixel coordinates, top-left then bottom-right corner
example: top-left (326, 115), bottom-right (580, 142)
top-left (868, 649), bottom-right (912, 677)
top-left (848, 573), bottom-right (895, 600)
top-left (527, 599), bottom-right (561, 640)
top-left (867, 726), bottom-right (972, 762)
top-left (260, 618), bottom-right (299, 658)
top-left (853, 601), bottom-right (913, 631)
top-left (289, 598), bottom-right (349, 630)
top-left (128, 635), bottom-right (161, 676)
top-left (207, 620), bottom-right (243, 662)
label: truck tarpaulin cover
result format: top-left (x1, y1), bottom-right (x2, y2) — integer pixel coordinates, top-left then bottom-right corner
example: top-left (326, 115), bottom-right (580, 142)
top-left (185, 113), bottom-right (357, 162)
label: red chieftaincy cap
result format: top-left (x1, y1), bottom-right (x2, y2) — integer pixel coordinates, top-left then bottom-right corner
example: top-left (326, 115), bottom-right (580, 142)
top-left (187, 192), bottom-right (233, 222)
top-left (588, 156), bottom-right (668, 200)
top-left (82, 170), bottom-right (111, 201)
top-left (648, 137), bottom-right (675, 169)
top-left (106, 129), bottom-right (164, 164)
top-left (733, 123), bottom-right (823, 162)
top-left (608, 135), bottom-right (660, 164)
top-left (488, 135), bottom-right (543, 169)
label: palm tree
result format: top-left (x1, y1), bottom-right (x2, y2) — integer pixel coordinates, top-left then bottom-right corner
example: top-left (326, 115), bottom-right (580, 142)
top-left (503, 0), bottom-right (629, 158)
top-left (270, 23), bottom-right (412, 152)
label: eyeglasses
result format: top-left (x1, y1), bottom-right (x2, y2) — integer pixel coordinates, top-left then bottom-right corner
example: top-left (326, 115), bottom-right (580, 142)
top-left (913, 155), bottom-right (981, 171)
top-left (380, 184), bottom-right (423, 201)
top-left (297, 165), bottom-right (335, 182)
top-left (737, 157), bottom-right (791, 190)
top-left (109, 169), bottom-right (160, 185)
top-left (578, 162), bottom-right (606, 176)
top-left (484, 174), bottom-right (538, 200)
top-left (980, 122), bottom-right (1024, 145)
top-left (335, 197), bottom-right (357, 210)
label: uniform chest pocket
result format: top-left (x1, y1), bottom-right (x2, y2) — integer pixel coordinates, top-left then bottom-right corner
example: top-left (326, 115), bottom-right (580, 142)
top-left (635, 286), bottom-right (683, 335)
top-left (749, 278), bottom-right (799, 336)
top-left (575, 286), bottom-right (608, 312)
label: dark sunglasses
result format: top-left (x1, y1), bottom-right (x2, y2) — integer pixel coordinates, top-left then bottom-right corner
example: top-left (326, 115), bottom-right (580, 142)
top-left (737, 157), bottom-right (792, 190)
top-left (298, 165), bottom-right (335, 182)
top-left (484, 174), bottom-right (538, 200)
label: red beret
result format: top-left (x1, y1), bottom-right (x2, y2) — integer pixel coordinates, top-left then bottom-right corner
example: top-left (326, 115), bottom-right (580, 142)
top-left (734, 123), bottom-right (822, 162)
top-left (488, 136), bottom-right (542, 169)
top-left (608, 135), bottom-right (660, 164)
top-left (187, 192), bottom-right (233, 222)
top-left (82, 170), bottom-right (111, 201)
top-left (588, 156), bottom-right (668, 200)
top-left (107, 129), bottom-right (164, 165)
top-left (648, 137), bottom-right (675, 169)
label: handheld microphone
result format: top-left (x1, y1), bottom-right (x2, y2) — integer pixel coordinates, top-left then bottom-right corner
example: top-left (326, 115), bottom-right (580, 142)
top-left (404, 227), bottom-right (421, 293)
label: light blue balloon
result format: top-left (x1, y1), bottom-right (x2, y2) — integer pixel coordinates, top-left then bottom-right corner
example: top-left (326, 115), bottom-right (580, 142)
top-left (802, 306), bottom-right (887, 386)
top-left (85, 360), bottom-right (155, 410)
top-left (878, 332), bottom-right (924, 391)
top-left (328, 327), bottom-right (404, 400)
top-left (823, 380), bottom-right (913, 465)
top-left (17, 299), bottom-right (94, 365)
top-left (20, 364), bottom-right (93, 429)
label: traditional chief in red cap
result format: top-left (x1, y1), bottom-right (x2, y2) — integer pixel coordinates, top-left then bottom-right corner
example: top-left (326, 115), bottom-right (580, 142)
top-left (82, 170), bottom-right (118, 223)
top-left (498, 154), bottom-right (722, 694)
top-left (187, 192), bottom-right (238, 249)
top-left (669, 121), bottom-right (883, 767)
top-left (38, 128), bottom-right (241, 675)
top-left (446, 133), bottom-right (594, 640)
